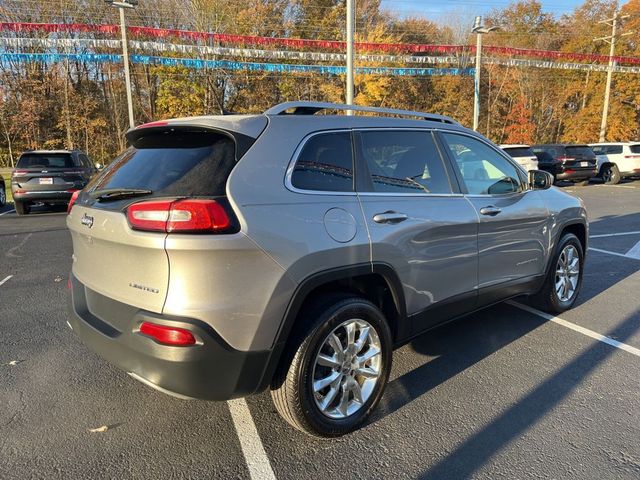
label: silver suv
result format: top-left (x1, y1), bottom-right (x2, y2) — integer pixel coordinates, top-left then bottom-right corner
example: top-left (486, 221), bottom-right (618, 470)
top-left (67, 102), bottom-right (588, 437)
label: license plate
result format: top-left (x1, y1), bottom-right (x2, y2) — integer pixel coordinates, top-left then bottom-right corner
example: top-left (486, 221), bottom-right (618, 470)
top-left (39, 177), bottom-right (53, 185)
top-left (580, 162), bottom-right (588, 167)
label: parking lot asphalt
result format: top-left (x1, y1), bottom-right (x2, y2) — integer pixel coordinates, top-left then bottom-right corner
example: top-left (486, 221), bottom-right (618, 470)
top-left (1, 182), bottom-right (639, 480)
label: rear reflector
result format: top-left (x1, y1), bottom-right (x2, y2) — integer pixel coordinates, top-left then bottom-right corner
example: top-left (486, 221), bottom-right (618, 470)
top-left (139, 322), bottom-right (196, 346)
top-left (127, 199), bottom-right (231, 233)
top-left (67, 190), bottom-right (80, 214)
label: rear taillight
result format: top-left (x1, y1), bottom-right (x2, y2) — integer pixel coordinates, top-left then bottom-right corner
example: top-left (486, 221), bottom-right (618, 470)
top-left (624, 155), bottom-right (640, 159)
top-left (139, 322), bottom-right (196, 346)
top-left (12, 169), bottom-right (28, 177)
top-left (127, 199), bottom-right (231, 233)
top-left (67, 190), bottom-right (80, 214)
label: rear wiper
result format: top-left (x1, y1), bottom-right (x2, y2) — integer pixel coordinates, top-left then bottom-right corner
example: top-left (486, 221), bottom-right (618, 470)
top-left (91, 188), bottom-right (153, 201)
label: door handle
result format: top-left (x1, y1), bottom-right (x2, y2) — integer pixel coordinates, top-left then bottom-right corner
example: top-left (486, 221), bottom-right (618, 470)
top-left (373, 211), bottom-right (409, 224)
top-left (479, 206), bottom-right (502, 216)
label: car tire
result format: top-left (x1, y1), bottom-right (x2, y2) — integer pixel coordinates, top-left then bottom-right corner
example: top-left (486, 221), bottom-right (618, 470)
top-left (0, 184), bottom-right (5, 207)
top-left (530, 233), bottom-right (584, 314)
top-left (14, 200), bottom-right (30, 215)
top-left (271, 294), bottom-right (392, 437)
top-left (600, 164), bottom-right (620, 185)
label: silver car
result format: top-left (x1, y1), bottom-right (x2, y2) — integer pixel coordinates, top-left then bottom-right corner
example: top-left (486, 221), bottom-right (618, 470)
top-left (67, 102), bottom-right (588, 437)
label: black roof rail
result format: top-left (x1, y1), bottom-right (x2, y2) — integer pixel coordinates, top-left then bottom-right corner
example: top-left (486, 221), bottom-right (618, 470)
top-left (264, 101), bottom-right (459, 125)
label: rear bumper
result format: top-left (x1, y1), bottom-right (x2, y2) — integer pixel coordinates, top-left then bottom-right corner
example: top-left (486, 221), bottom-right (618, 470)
top-left (12, 189), bottom-right (75, 203)
top-left (553, 166), bottom-right (597, 182)
top-left (67, 273), bottom-right (274, 401)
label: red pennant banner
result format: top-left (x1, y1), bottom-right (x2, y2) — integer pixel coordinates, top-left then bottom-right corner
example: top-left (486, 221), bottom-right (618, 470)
top-left (1, 22), bottom-right (639, 65)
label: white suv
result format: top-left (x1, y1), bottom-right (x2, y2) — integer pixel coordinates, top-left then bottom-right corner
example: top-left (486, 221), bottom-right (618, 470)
top-left (501, 145), bottom-right (539, 172)
top-left (589, 142), bottom-right (640, 184)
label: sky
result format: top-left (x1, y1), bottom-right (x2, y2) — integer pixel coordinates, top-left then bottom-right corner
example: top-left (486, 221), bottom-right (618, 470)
top-left (380, 0), bottom-right (586, 20)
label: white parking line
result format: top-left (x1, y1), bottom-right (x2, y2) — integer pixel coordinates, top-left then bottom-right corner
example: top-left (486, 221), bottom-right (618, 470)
top-left (595, 184), bottom-right (637, 189)
top-left (0, 209), bottom-right (15, 217)
top-left (227, 398), bottom-right (277, 480)
top-left (0, 275), bottom-right (13, 286)
top-left (588, 247), bottom-right (640, 260)
top-left (509, 302), bottom-right (640, 358)
top-left (590, 230), bottom-right (640, 238)
top-left (625, 240), bottom-right (640, 260)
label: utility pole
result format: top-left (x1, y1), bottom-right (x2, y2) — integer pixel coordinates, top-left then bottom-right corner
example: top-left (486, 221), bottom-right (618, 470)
top-left (105, 0), bottom-right (138, 130)
top-left (471, 16), bottom-right (498, 132)
top-left (346, 0), bottom-right (355, 115)
top-left (594, 12), bottom-right (632, 142)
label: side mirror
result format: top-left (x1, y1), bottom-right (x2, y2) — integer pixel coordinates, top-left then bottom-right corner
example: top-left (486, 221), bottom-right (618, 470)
top-left (95, 162), bottom-right (104, 170)
top-left (528, 170), bottom-right (553, 190)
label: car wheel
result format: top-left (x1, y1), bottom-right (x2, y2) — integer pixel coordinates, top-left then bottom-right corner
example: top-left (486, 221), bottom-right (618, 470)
top-left (14, 200), bottom-right (30, 215)
top-left (600, 164), bottom-right (620, 185)
top-left (0, 185), bottom-right (5, 207)
top-left (530, 233), bottom-right (584, 314)
top-left (271, 294), bottom-right (392, 437)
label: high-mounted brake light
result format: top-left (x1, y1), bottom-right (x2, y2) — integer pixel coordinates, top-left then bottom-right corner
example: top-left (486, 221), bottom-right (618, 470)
top-left (127, 199), bottom-right (231, 233)
top-left (139, 322), bottom-right (196, 346)
top-left (67, 190), bottom-right (80, 214)
top-left (136, 121), bottom-right (169, 129)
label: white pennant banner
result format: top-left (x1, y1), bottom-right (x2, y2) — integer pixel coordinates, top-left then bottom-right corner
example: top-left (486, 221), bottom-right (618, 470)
top-left (2, 37), bottom-right (640, 74)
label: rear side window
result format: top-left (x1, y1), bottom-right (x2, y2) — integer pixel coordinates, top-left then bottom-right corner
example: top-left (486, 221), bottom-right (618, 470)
top-left (630, 144), bottom-right (640, 154)
top-left (594, 145), bottom-right (623, 154)
top-left (291, 132), bottom-right (354, 192)
top-left (504, 147), bottom-right (535, 158)
top-left (532, 147), bottom-right (558, 162)
top-left (89, 131), bottom-right (235, 197)
top-left (358, 130), bottom-right (452, 194)
top-left (17, 153), bottom-right (74, 169)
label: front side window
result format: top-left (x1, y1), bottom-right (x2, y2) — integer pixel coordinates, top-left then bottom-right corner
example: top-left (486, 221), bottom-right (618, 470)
top-left (358, 130), bottom-right (452, 194)
top-left (291, 132), bottom-right (354, 192)
top-left (443, 133), bottom-right (523, 195)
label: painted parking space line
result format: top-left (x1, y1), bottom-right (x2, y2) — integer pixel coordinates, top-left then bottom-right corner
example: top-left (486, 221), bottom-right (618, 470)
top-left (594, 184), bottom-right (637, 189)
top-left (0, 275), bottom-right (13, 286)
top-left (228, 398), bottom-right (277, 480)
top-left (509, 302), bottom-right (640, 358)
top-left (590, 230), bottom-right (640, 239)
top-left (0, 209), bottom-right (15, 217)
top-left (625, 240), bottom-right (640, 260)
top-left (588, 247), bottom-right (640, 260)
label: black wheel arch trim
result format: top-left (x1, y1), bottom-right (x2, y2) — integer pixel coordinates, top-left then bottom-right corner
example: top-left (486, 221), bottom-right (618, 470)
top-left (255, 262), bottom-right (407, 393)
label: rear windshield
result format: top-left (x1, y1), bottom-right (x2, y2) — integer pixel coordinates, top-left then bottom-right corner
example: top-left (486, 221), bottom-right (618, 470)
top-left (89, 131), bottom-right (236, 197)
top-left (630, 144), bottom-right (640, 154)
top-left (503, 147), bottom-right (535, 158)
top-left (566, 146), bottom-right (595, 158)
top-left (17, 153), bottom-right (74, 169)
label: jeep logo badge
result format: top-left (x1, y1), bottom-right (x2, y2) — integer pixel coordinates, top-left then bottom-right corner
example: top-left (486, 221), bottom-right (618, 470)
top-left (81, 213), bottom-right (94, 229)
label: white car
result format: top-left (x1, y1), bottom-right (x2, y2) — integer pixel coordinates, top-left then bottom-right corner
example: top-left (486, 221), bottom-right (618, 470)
top-left (589, 142), bottom-right (640, 184)
top-left (500, 144), bottom-right (539, 172)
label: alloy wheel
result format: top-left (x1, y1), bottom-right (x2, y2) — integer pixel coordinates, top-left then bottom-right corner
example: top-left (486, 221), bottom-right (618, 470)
top-left (312, 319), bottom-right (382, 419)
top-left (555, 245), bottom-right (580, 302)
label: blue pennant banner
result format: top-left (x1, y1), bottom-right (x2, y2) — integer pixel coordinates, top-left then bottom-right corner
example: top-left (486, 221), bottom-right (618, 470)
top-left (0, 53), bottom-right (474, 76)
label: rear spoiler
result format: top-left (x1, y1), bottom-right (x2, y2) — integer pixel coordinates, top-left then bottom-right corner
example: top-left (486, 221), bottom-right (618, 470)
top-left (125, 120), bottom-right (267, 160)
